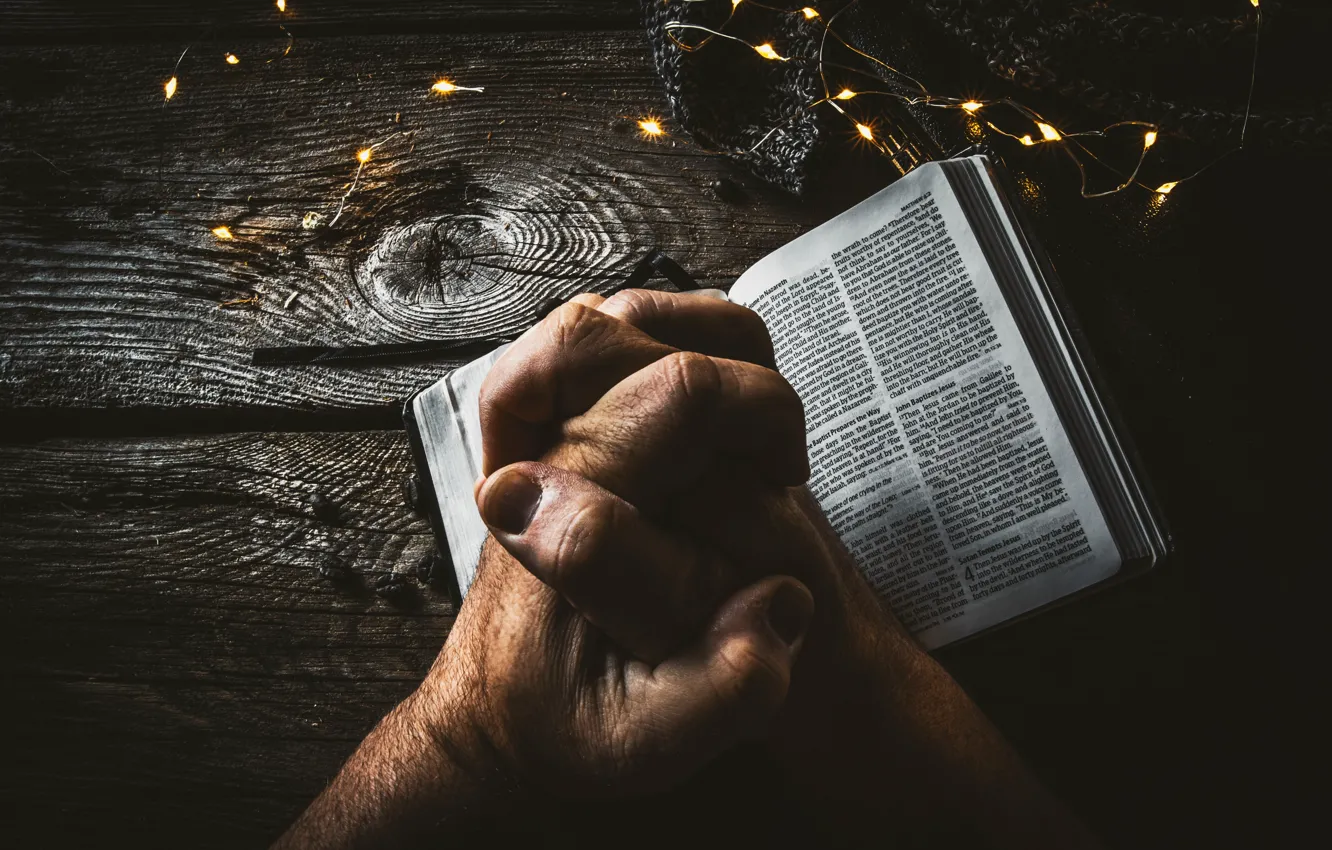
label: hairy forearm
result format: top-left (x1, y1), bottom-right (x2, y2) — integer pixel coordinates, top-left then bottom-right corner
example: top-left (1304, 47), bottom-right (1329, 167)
top-left (272, 664), bottom-right (515, 848)
top-left (782, 494), bottom-right (1101, 848)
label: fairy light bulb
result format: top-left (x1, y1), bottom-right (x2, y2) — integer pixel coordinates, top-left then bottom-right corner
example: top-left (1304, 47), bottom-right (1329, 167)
top-left (802, 7), bottom-right (820, 18)
top-left (431, 79), bottom-right (484, 95)
top-left (835, 89), bottom-right (857, 101)
top-left (1019, 135), bottom-right (1035, 146)
top-left (1144, 130), bottom-right (1158, 149)
top-left (960, 101), bottom-right (983, 113)
top-left (212, 226), bottom-right (234, 240)
top-left (225, 53), bottom-right (239, 65)
top-left (164, 76), bottom-right (178, 99)
top-left (856, 123), bottom-right (874, 141)
top-left (277, 0), bottom-right (287, 12)
top-left (1037, 122), bottom-right (1062, 142)
top-left (357, 148), bottom-right (372, 164)
top-left (754, 43), bottom-right (784, 61)
top-left (638, 118), bottom-right (664, 137)
top-left (1155, 181), bottom-right (1179, 195)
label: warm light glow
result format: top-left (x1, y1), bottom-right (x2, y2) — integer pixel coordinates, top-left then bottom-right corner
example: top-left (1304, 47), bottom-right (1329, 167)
top-left (856, 123), bottom-right (874, 141)
top-left (802, 7), bottom-right (820, 18)
top-left (225, 53), bottom-right (239, 65)
top-left (430, 79), bottom-right (484, 95)
top-left (1250, 0), bottom-right (1259, 6)
top-left (1155, 181), bottom-right (1179, 195)
top-left (754, 43), bottom-right (784, 61)
top-left (212, 226), bottom-right (234, 240)
top-left (277, 0), bottom-right (287, 11)
top-left (357, 148), bottom-right (372, 164)
top-left (960, 101), bottom-right (983, 113)
top-left (1020, 135), bottom-right (1035, 146)
top-left (835, 89), bottom-right (857, 101)
top-left (731, 0), bottom-right (742, 7)
top-left (1144, 130), bottom-right (1158, 149)
top-left (1037, 122), bottom-right (1062, 142)
top-left (638, 118), bottom-right (663, 137)
top-left (164, 76), bottom-right (178, 100)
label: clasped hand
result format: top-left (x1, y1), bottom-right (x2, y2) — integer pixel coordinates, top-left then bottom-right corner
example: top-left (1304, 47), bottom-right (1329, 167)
top-left (277, 290), bottom-right (1098, 849)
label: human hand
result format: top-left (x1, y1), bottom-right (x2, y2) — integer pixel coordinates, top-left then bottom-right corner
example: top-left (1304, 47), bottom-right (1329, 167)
top-left (471, 290), bottom-right (1101, 848)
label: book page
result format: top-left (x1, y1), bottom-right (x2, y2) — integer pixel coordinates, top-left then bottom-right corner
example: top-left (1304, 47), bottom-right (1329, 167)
top-left (412, 345), bottom-right (508, 596)
top-left (730, 160), bottom-right (1120, 649)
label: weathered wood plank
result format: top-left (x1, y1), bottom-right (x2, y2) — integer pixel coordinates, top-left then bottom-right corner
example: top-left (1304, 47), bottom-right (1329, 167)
top-left (0, 29), bottom-right (819, 415)
top-left (0, 431), bottom-right (447, 844)
top-left (0, 0), bottom-right (638, 41)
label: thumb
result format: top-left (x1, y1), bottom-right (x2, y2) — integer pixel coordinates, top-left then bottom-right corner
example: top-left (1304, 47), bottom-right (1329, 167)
top-left (622, 576), bottom-right (814, 787)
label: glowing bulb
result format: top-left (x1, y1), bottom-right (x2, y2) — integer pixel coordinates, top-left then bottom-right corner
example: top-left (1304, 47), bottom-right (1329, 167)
top-left (960, 101), bottom-right (983, 113)
top-left (638, 118), bottom-right (663, 137)
top-left (754, 43), bottom-right (785, 61)
top-left (164, 76), bottom-right (178, 100)
top-left (856, 123), bottom-right (874, 141)
top-left (1019, 135), bottom-right (1035, 146)
top-left (1250, 0), bottom-right (1259, 6)
top-left (1144, 130), bottom-right (1158, 149)
top-left (212, 226), bottom-right (234, 240)
top-left (277, 0), bottom-right (287, 11)
top-left (732, 0), bottom-right (741, 7)
top-left (357, 148), bottom-right (372, 164)
top-left (802, 7), bottom-right (820, 18)
top-left (835, 89), bottom-right (857, 101)
top-left (1037, 122), bottom-right (1062, 142)
top-left (432, 80), bottom-right (458, 93)
top-left (1155, 181), bottom-right (1179, 195)
top-left (225, 53), bottom-right (239, 65)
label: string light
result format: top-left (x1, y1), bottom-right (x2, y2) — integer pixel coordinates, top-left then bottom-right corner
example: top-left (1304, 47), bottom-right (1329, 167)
top-left (1036, 122), bottom-right (1062, 142)
top-left (164, 76), bottom-right (178, 100)
top-left (225, 53), bottom-right (239, 65)
top-left (212, 226), bottom-right (234, 240)
top-left (638, 118), bottom-right (664, 137)
top-left (1155, 181), bottom-right (1179, 195)
top-left (357, 147), bottom-right (372, 163)
top-left (665, 0), bottom-right (1265, 199)
top-left (277, 0), bottom-right (287, 12)
top-left (431, 80), bottom-right (485, 95)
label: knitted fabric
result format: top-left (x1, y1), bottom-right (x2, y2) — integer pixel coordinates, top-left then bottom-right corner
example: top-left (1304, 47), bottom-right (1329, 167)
top-left (641, 0), bottom-right (831, 194)
top-left (641, 0), bottom-right (1329, 194)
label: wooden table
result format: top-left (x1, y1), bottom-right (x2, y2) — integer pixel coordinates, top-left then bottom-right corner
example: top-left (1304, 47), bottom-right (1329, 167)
top-left (1, 2), bottom-right (1305, 846)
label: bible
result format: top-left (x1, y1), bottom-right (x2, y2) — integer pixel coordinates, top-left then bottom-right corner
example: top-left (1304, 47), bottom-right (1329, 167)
top-left (404, 154), bottom-right (1169, 649)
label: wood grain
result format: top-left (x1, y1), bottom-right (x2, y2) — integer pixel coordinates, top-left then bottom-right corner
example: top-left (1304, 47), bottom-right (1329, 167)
top-left (0, 431), bottom-right (447, 845)
top-left (0, 0), bottom-right (638, 41)
top-left (0, 28), bottom-right (819, 417)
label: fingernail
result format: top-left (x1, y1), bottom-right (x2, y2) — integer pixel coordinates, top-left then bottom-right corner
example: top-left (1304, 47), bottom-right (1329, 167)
top-left (481, 468), bottom-right (542, 535)
top-left (765, 581), bottom-right (813, 648)
top-left (690, 288), bottom-right (729, 302)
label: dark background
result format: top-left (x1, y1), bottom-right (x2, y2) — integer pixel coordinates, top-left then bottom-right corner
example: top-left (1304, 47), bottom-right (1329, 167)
top-left (1, 1), bottom-right (1321, 846)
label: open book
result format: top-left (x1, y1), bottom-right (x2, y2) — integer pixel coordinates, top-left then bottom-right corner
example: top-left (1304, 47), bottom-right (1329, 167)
top-left (405, 154), bottom-right (1169, 649)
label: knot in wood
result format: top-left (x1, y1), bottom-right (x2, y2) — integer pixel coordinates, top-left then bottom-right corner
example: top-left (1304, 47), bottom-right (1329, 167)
top-left (360, 214), bottom-right (512, 308)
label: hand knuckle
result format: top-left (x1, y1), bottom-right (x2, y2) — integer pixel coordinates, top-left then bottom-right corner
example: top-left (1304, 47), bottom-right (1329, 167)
top-left (552, 501), bottom-right (615, 594)
top-left (661, 350), bottom-right (721, 406)
top-left (603, 289), bottom-right (659, 326)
